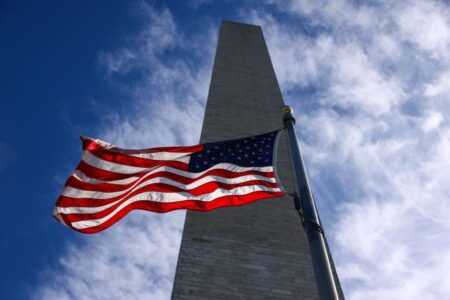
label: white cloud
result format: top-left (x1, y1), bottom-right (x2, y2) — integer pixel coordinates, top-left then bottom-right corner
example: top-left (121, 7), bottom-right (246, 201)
top-left (249, 0), bottom-right (450, 299)
top-left (35, 3), bottom-right (214, 299)
top-left (35, 212), bottom-right (185, 300)
top-left (327, 43), bottom-right (405, 115)
top-left (421, 111), bottom-right (443, 132)
top-left (394, 1), bottom-right (450, 60)
top-left (425, 71), bottom-right (450, 97)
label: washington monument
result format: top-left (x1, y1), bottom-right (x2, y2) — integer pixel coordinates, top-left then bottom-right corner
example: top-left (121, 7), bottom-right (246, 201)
top-left (171, 21), bottom-right (344, 299)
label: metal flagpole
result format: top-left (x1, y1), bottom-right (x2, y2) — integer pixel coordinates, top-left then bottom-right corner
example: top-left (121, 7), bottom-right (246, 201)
top-left (282, 105), bottom-right (340, 300)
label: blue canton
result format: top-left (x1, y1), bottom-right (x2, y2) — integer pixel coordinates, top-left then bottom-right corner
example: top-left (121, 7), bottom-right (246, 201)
top-left (188, 131), bottom-right (278, 172)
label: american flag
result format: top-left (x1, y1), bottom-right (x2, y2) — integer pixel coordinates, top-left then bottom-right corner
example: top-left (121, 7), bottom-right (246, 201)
top-left (54, 130), bottom-right (285, 233)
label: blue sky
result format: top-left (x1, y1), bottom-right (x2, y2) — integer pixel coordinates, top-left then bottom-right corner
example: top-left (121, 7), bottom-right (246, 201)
top-left (1, 1), bottom-right (450, 299)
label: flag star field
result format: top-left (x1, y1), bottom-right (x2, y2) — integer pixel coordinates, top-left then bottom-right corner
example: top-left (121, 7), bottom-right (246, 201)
top-left (189, 131), bottom-right (277, 171)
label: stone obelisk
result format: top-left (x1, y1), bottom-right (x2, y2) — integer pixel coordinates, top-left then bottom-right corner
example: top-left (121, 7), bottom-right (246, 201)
top-left (171, 20), bottom-right (343, 299)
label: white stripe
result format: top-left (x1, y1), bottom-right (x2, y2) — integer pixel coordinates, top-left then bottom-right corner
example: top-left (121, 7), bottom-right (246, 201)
top-left (129, 152), bottom-right (191, 162)
top-left (57, 183), bottom-right (280, 215)
top-left (62, 185), bottom-right (282, 229)
top-left (83, 136), bottom-right (193, 162)
top-left (82, 151), bottom-right (190, 174)
top-left (56, 198), bottom-right (120, 215)
top-left (82, 151), bottom-right (151, 174)
top-left (62, 171), bottom-right (276, 199)
top-left (78, 155), bottom-right (274, 182)
top-left (72, 170), bottom-right (139, 185)
top-left (82, 137), bottom-right (115, 149)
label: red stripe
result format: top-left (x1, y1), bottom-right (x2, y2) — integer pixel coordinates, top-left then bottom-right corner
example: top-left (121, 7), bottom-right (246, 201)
top-left (67, 168), bottom-right (275, 192)
top-left (81, 136), bottom-right (203, 154)
top-left (56, 191), bottom-right (285, 234)
top-left (86, 148), bottom-right (189, 170)
top-left (76, 161), bottom-right (142, 181)
top-left (57, 179), bottom-right (280, 209)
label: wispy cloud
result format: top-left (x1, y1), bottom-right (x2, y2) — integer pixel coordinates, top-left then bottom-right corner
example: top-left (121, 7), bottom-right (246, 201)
top-left (34, 2), bottom-right (215, 299)
top-left (35, 212), bottom-right (185, 300)
top-left (95, 3), bottom-right (215, 149)
top-left (249, 0), bottom-right (450, 298)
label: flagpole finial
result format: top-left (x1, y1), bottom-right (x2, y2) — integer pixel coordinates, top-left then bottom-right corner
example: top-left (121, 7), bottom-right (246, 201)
top-left (282, 105), bottom-right (296, 125)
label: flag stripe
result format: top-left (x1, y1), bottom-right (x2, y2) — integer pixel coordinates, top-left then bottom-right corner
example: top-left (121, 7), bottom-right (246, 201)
top-left (69, 168), bottom-right (275, 191)
top-left (71, 170), bottom-right (139, 186)
top-left (57, 182), bottom-right (281, 220)
top-left (77, 160), bottom-right (274, 182)
top-left (60, 190), bottom-right (284, 233)
top-left (81, 136), bottom-right (203, 154)
top-left (62, 172), bottom-right (277, 199)
top-left (83, 150), bottom-right (190, 174)
top-left (82, 151), bottom-right (152, 174)
top-left (57, 179), bottom-right (280, 211)
top-left (85, 148), bottom-right (191, 169)
top-left (76, 161), bottom-right (142, 181)
top-left (128, 152), bottom-right (191, 162)
top-left (67, 170), bottom-right (275, 193)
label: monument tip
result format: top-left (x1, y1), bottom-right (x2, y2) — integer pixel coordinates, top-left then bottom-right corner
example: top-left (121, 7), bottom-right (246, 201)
top-left (221, 19), bottom-right (261, 29)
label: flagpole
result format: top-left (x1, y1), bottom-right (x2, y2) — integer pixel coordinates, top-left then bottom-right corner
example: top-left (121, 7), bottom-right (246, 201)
top-left (282, 106), bottom-right (340, 300)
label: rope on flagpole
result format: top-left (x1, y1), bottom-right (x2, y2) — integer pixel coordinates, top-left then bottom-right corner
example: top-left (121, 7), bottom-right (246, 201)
top-left (284, 124), bottom-right (306, 229)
